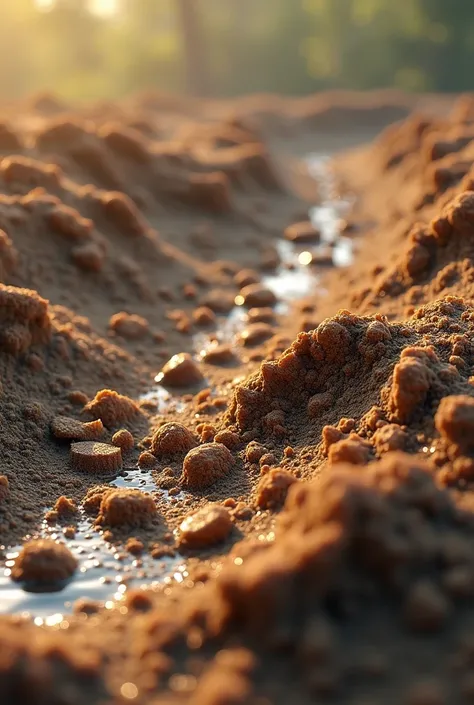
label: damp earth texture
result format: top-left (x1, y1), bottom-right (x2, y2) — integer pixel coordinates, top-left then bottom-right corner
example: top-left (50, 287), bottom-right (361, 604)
top-left (0, 92), bottom-right (474, 704)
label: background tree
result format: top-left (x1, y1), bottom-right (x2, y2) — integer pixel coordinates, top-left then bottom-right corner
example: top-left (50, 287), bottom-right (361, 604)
top-left (1, 0), bottom-right (473, 101)
top-left (176, 0), bottom-right (209, 96)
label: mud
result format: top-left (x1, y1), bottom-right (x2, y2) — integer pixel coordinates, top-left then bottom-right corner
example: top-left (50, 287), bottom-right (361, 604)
top-left (1, 89), bottom-right (474, 703)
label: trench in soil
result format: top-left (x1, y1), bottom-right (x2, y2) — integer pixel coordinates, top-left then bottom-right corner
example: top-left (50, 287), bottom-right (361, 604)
top-left (0, 152), bottom-right (355, 618)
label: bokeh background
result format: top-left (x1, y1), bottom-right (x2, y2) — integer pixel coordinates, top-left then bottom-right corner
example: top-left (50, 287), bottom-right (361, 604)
top-left (2, 0), bottom-right (473, 100)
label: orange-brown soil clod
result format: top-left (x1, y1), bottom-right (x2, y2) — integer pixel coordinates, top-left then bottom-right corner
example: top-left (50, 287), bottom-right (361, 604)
top-left (158, 353), bottom-right (204, 387)
top-left (138, 450), bottom-right (157, 468)
top-left (372, 423), bottom-right (408, 454)
top-left (109, 312), bottom-right (149, 339)
top-left (11, 539), bottom-right (77, 584)
top-left (71, 241), bottom-right (105, 272)
top-left (51, 415), bottom-right (105, 441)
top-left (84, 389), bottom-right (139, 428)
top-left (178, 504), bottom-right (232, 548)
top-left (47, 203), bottom-right (93, 241)
top-left (239, 322), bottom-right (274, 346)
top-left (256, 468), bottom-right (297, 509)
top-left (284, 220), bottom-right (320, 243)
top-left (111, 428), bottom-right (134, 452)
top-left (54, 495), bottom-right (77, 517)
top-left (239, 283), bottom-right (277, 308)
top-left (0, 284), bottom-right (51, 354)
top-left (192, 306), bottom-right (216, 326)
top-left (70, 441), bottom-right (122, 473)
top-left (150, 422), bottom-right (198, 456)
top-left (96, 488), bottom-right (157, 527)
top-left (182, 442), bottom-right (234, 489)
top-left (100, 191), bottom-right (147, 237)
top-left (0, 475), bottom-right (9, 501)
top-left (202, 343), bottom-right (237, 366)
top-left (435, 395), bottom-right (474, 453)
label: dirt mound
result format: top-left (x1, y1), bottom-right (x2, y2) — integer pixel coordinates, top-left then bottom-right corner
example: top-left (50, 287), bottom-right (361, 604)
top-left (226, 298), bottom-right (474, 483)
top-left (0, 90), bottom-right (471, 703)
top-left (2, 454), bottom-right (474, 703)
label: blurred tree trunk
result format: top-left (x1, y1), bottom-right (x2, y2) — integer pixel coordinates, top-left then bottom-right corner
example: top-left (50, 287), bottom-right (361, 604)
top-left (176, 0), bottom-right (209, 96)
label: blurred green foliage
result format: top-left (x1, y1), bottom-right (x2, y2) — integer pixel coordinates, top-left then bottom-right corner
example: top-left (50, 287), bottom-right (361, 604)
top-left (1, 0), bottom-right (474, 100)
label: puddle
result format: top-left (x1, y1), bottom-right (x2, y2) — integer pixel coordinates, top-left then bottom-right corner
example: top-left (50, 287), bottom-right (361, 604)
top-left (0, 509), bottom-right (183, 617)
top-left (261, 240), bottom-right (316, 312)
top-left (140, 385), bottom-right (186, 414)
top-left (0, 152), bottom-right (357, 619)
top-left (110, 467), bottom-right (158, 493)
top-left (192, 153), bottom-right (355, 352)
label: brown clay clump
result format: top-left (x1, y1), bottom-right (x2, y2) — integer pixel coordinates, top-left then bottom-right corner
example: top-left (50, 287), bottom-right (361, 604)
top-left (99, 123), bottom-right (151, 163)
top-left (387, 347), bottom-right (435, 422)
top-left (84, 389), bottom-right (139, 428)
top-left (307, 391), bottom-right (334, 418)
top-left (200, 288), bottom-right (236, 314)
top-left (327, 435), bottom-right (371, 466)
top-left (11, 539), bottom-right (77, 585)
top-left (97, 489), bottom-right (157, 527)
top-left (54, 495), bottom-right (77, 517)
top-left (101, 191), bottom-right (147, 237)
top-left (70, 441), bottom-right (122, 473)
top-left (182, 442), bottom-right (234, 489)
top-left (158, 353), bottom-right (204, 387)
top-left (256, 469), bottom-right (297, 509)
top-left (82, 485), bottom-right (112, 515)
top-left (1, 155), bottom-right (60, 191)
top-left (435, 395), bottom-right (474, 454)
top-left (111, 429), bottom-right (134, 452)
top-left (372, 423), bottom-right (408, 454)
top-left (150, 422), bottom-right (198, 457)
top-left (178, 504), bottom-right (232, 548)
top-left (109, 312), bottom-right (149, 339)
top-left (202, 343), bottom-right (236, 365)
top-left (0, 284), bottom-right (51, 354)
top-left (234, 268), bottom-right (260, 289)
top-left (0, 475), bottom-right (9, 501)
top-left (138, 451), bottom-right (157, 468)
top-left (239, 322), bottom-right (274, 347)
top-left (0, 229), bottom-right (18, 278)
top-left (239, 283), bottom-right (277, 308)
top-left (46, 203), bottom-right (93, 241)
top-left (187, 171), bottom-right (232, 213)
top-left (51, 416), bottom-right (104, 441)
top-left (192, 306), bottom-right (216, 326)
top-left (248, 307), bottom-right (276, 324)
top-left (214, 429), bottom-right (241, 449)
top-left (34, 118), bottom-right (90, 151)
top-left (71, 241), bottom-right (105, 272)
top-left (284, 220), bottom-right (320, 244)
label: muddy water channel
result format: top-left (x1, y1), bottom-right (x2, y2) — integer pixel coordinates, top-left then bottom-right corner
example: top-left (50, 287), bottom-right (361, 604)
top-left (0, 153), bottom-right (355, 617)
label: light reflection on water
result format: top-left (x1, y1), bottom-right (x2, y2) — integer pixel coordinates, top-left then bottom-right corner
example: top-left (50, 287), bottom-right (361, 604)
top-left (0, 152), bottom-right (357, 619)
top-left (0, 510), bottom-right (183, 617)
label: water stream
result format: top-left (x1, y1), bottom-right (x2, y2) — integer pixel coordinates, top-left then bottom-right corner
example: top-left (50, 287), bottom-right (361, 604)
top-left (0, 153), bottom-right (355, 618)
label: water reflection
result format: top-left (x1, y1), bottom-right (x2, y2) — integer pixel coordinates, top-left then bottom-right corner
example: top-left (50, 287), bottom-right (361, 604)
top-left (0, 152), bottom-right (357, 619)
top-left (0, 510), bottom-right (182, 617)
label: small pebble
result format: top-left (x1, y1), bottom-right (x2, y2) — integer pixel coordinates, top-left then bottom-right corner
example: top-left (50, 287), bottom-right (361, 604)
top-left (158, 353), bottom-right (204, 387)
top-left (178, 504), bottom-right (232, 548)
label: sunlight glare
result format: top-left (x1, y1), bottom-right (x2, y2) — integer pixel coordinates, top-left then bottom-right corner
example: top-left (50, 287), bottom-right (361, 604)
top-left (35, 0), bottom-right (54, 11)
top-left (88, 0), bottom-right (118, 17)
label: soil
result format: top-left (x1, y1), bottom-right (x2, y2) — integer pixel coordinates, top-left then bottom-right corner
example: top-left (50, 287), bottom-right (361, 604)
top-left (2, 88), bottom-right (474, 703)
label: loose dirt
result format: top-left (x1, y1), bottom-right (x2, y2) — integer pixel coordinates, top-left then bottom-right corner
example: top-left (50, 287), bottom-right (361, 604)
top-left (1, 89), bottom-right (474, 704)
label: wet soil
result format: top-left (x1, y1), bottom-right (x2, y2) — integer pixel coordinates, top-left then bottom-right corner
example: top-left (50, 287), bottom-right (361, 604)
top-left (2, 89), bottom-right (474, 704)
